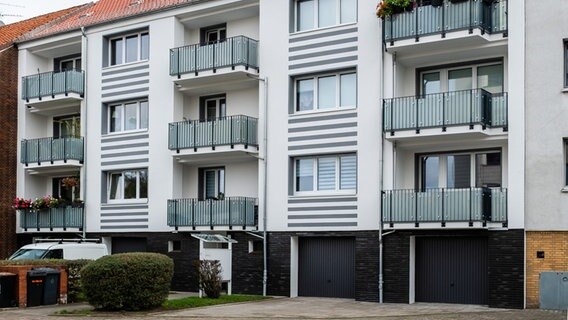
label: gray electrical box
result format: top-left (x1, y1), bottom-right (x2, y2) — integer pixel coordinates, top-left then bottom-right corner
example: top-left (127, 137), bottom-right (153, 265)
top-left (540, 272), bottom-right (568, 310)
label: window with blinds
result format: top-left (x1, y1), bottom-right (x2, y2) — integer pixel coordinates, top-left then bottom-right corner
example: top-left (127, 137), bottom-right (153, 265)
top-left (295, 154), bottom-right (356, 194)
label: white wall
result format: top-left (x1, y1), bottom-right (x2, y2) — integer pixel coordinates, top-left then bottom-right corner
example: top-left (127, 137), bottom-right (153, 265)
top-left (182, 160), bottom-right (258, 198)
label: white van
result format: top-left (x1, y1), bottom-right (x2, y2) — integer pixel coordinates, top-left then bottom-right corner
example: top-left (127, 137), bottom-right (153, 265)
top-left (8, 241), bottom-right (108, 260)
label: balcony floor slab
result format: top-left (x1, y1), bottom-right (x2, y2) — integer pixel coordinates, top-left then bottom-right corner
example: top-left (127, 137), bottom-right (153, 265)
top-left (23, 160), bottom-right (82, 175)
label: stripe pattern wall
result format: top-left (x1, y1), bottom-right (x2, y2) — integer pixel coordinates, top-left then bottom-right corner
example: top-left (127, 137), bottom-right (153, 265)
top-left (101, 63), bottom-right (149, 101)
top-left (289, 25), bottom-right (358, 74)
top-left (100, 204), bottom-right (149, 230)
top-left (288, 197), bottom-right (358, 227)
top-left (288, 109), bottom-right (358, 155)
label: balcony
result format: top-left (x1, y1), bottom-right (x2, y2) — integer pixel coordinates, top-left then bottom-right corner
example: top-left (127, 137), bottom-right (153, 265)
top-left (169, 115), bottom-right (258, 163)
top-left (21, 137), bottom-right (84, 174)
top-left (381, 187), bottom-right (507, 228)
top-left (167, 197), bottom-right (257, 231)
top-left (383, 89), bottom-right (507, 139)
top-left (22, 70), bottom-right (84, 112)
top-left (383, 0), bottom-right (507, 54)
top-left (170, 36), bottom-right (259, 93)
top-left (18, 206), bottom-right (84, 232)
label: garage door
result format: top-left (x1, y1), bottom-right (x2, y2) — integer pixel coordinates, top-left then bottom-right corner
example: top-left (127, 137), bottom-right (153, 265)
top-left (111, 237), bottom-right (147, 254)
top-left (299, 237), bottom-right (355, 298)
top-left (416, 237), bottom-right (488, 305)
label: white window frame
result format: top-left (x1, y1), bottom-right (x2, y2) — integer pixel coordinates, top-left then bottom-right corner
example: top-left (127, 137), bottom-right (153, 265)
top-left (108, 99), bottom-right (148, 134)
top-left (203, 168), bottom-right (225, 199)
top-left (59, 57), bottom-right (82, 71)
top-left (294, 0), bottom-right (358, 33)
top-left (294, 154), bottom-right (356, 196)
top-left (108, 31), bottom-right (149, 66)
top-left (294, 71), bottom-right (357, 113)
top-left (107, 169), bottom-right (148, 203)
top-left (419, 62), bottom-right (504, 94)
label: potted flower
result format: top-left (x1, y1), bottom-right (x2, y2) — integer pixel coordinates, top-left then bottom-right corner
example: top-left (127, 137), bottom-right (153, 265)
top-left (13, 198), bottom-right (32, 210)
top-left (376, 0), bottom-right (415, 19)
top-left (61, 176), bottom-right (79, 189)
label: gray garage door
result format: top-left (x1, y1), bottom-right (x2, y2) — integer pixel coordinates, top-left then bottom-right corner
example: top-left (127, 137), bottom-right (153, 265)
top-left (416, 237), bottom-right (488, 305)
top-left (299, 237), bottom-right (355, 298)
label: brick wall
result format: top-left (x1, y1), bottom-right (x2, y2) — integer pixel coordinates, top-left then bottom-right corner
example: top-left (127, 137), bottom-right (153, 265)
top-left (526, 231), bottom-right (568, 308)
top-left (230, 232), bottom-right (263, 295)
top-left (0, 46), bottom-right (18, 259)
top-left (0, 265), bottom-right (68, 308)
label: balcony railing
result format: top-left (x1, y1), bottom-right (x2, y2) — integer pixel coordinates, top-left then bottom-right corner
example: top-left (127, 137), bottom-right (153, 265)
top-left (168, 115), bottom-right (258, 152)
top-left (383, 89), bottom-right (507, 134)
top-left (19, 206), bottom-right (84, 231)
top-left (381, 187), bottom-right (507, 227)
top-left (167, 197), bottom-right (257, 230)
top-left (22, 69), bottom-right (85, 101)
top-left (383, 0), bottom-right (508, 43)
top-left (21, 137), bottom-right (84, 165)
top-left (170, 36), bottom-right (259, 78)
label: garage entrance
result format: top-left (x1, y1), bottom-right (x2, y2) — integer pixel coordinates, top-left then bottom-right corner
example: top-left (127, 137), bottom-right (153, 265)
top-left (298, 237), bottom-right (355, 299)
top-left (415, 237), bottom-right (488, 305)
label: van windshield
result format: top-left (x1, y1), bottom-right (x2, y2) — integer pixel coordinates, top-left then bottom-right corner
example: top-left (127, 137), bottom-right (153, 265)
top-left (8, 249), bottom-right (47, 260)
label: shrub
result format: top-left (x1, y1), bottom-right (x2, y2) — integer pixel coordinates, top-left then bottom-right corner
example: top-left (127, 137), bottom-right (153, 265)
top-left (195, 260), bottom-right (222, 299)
top-left (81, 253), bottom-right (174, 311)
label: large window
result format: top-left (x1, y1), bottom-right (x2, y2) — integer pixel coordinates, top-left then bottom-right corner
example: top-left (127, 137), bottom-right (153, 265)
top-left (419, 150), bottom-right (501, 190)
top-left (296, 71), bottom-right (356, 112)
top-left (108, 100), bottom-right (148, 133)
top-left (296, 0), bottom-right (357, 32)
top-left (420, 62), bottom-right (503, 94)
top-left (295, 154), bottom-right (356, 194)
top-left (108, 169), bottom-right (148, 201)
top-left (109, 31), bottom-right (149, 66)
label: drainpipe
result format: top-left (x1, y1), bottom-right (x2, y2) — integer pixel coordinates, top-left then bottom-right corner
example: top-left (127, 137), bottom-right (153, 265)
top-left (80, 26), bottom-right (87, 239)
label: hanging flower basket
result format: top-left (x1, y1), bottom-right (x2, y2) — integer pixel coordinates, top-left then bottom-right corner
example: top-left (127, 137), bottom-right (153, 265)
top-left (376, 0), bottom-right (415, 19)
top-left (61, 176), bottom-right (79, 189)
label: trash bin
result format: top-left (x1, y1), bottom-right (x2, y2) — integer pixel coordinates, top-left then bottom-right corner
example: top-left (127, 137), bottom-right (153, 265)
top-left (33, 268), bottom-right (60, 305)
top-left (27, 269), bottom-right (46, 307)
top-left (0, 272), bottom-right (17, 308)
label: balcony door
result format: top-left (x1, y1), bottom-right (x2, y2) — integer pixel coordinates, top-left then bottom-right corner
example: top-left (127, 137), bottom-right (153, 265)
top-left (420, 63), bottom-right (503, 95)
top-left (200, 24), bottom-right (227, 44)
top-left (53, 115), bottom-right (80, 138)
top-left (200, 95), bottom-right (226, 121)
top-left (419, 151), bottom-right (501, 190)
top-left (200, 167), bottom-right (225, 200)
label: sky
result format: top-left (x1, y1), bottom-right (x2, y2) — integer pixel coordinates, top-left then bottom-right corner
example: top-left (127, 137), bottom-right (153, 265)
top-left (0, 0), bottom-right (92, 25)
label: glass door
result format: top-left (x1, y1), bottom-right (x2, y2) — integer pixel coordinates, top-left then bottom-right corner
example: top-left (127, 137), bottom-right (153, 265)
top-left (204, 168), bottom-right (225, 199)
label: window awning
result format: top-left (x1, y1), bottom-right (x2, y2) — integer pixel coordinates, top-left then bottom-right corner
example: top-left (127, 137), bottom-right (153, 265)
top-left (191, 234), bottom-right (237, 243)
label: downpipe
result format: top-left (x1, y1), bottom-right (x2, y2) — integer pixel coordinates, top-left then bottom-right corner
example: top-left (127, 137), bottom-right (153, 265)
top-left (80, 26), bottom-right (87, 239)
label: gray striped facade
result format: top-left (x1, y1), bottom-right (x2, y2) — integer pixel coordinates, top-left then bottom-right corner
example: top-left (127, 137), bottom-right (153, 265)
top-left (287, 197), bottom-right (358, 227)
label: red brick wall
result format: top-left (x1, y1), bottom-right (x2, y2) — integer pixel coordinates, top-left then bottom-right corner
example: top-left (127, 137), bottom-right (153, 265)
top-left (0, 46), bottom-right (18, 259)
top-left (0, 265), bottom-right (68, 307)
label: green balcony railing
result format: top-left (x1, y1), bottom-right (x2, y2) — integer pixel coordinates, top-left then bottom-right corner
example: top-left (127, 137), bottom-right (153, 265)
top-left (170, 35), bottom-right (259, 77)
top-left (19, 206), bottom-right (84, 231)
top-left (167, 197), bottom-right (257, 230)
top-left (21, 137), bottom-right (84, 165)
top-left (168, 115), bottom-right (258, 151)
top-left (383, 0), bottom-right (507, 43)
top-left (22, 69), bottom-right (85, 101)
top-left (383, 89), bottom-right (507, 133)
top-left (381, 187), bottom-right (507, 227)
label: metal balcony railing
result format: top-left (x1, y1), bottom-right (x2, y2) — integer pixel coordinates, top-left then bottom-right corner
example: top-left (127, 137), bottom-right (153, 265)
top-left (383, 89), bottom-right (507, 133)
top-left (381, 187), bottom-right (507, 227)
top-left (167, 197), bottom-right (258, 230)
top-left (19, 206), bottom-right (84, 231)
top-left (22, 69), bottom-right (85, 101)
top-left (168, 115), bottom-right (258, 152)
top-left (170, 35), bottom-right (259, 77)
top-left (21, 137), bottom-right (84, 165)
top-left (383, 0), bottom-right (508, 44)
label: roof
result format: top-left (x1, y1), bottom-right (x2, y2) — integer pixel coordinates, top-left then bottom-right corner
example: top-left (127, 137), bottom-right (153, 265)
top-left (22, 0), bottom-right (206, 42)
top-left (0, 4), bottom-right (90, 50)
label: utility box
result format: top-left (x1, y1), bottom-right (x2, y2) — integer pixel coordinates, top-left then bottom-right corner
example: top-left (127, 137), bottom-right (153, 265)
top-left (0, 272), bottom-right (17, 308)
top-left (34, 268), bottom-right (61, 305)
top-left (27, 270), bottom-right (46, 307)
top-left (540, 271), bottom-right (568, 310)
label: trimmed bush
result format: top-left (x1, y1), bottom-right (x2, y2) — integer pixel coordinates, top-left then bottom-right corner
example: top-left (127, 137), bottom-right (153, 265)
top-left (81, 252), bottom-right (174, 311)
top-left (195, 260), bottom-right (222, 298)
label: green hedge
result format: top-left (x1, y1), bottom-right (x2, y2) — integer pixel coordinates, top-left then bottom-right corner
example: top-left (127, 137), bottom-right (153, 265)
top-left (81, 253), bottom-right (174, 311)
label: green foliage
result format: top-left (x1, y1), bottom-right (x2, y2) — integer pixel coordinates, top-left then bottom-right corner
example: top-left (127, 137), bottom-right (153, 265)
top-left (81, 253), bottom-right (174, 311)
top-left (376, 0), bottom-right (414, 18)
top-left (194, 260), bottom-right (222, 299)
top-left (162, 295), bottom-right (269, 310)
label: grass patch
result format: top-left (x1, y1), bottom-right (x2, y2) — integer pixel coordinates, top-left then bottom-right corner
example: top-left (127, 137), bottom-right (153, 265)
top-left (55, 309), bottom-right (93, 315)
top-left (162, 294), bottom-right (270, 310)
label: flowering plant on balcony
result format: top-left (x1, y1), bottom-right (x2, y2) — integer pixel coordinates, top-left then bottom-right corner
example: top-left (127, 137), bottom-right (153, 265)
top-left (376, 0), bottom-right (415, 18)
top-left (31, 196), bottom-right (61, 210)
top-left (61, 176), bottom-right (79, 188)
top-left (13, 198), bottom-right (32, 210)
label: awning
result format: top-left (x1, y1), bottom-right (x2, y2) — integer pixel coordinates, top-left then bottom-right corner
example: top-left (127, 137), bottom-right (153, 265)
top-left (191, 234), bottom-right (238, 243)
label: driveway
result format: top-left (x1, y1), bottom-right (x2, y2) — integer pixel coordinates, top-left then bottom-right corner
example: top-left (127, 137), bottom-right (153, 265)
top-left (0, 297), bottom-right (566, 319)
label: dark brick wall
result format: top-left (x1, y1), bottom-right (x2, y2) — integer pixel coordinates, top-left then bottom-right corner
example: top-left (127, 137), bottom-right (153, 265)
top-left (488, 229), bottom-right (525, 309)
top-left (0, 47), bottom-right (18, 259)
top-left (382, 229), bottom-right (525, 308)
top-left (229, 232), bottom-right (263, 295)
top-left (267, 231), bottom-right (379, 301)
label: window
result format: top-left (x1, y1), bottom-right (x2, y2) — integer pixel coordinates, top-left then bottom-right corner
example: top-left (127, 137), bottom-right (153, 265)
top-left (200, 24), bottom-right (227, 44)
top-left (53, 116), bottom-right (80, 138)
top-left (296, 0), bottom-right (357, 32)
top-left (108, 100), bottom-right (148, 133)
top-left (202, 168), bottom-right (225, 199)
top-left (248, 240), bottom-right (263, 254)
top-left (108, 169), bottom-right (148, 201)
top-left (60, 57), bottom-right (82, 71)
top-left (53, 177), bottom-right (80, 202)
top-left (294, 154), bottom-right (356, 194)
top-left (109, 31), bottom-right (149, 66)
top-left (565, 41), bottom-right (568, 87)
top-left (419, 151), bottom-right (501, 190)
top-left (295, 71), bottom-right (356, 112)
top-left (203, 97), bottom-right (226, 120)
top-left (419, 62), bottom-right (503, 94)
top-left (168, 240), bottom-right (181, 252)
top-left (565, 140), bottom-right (568, 186)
